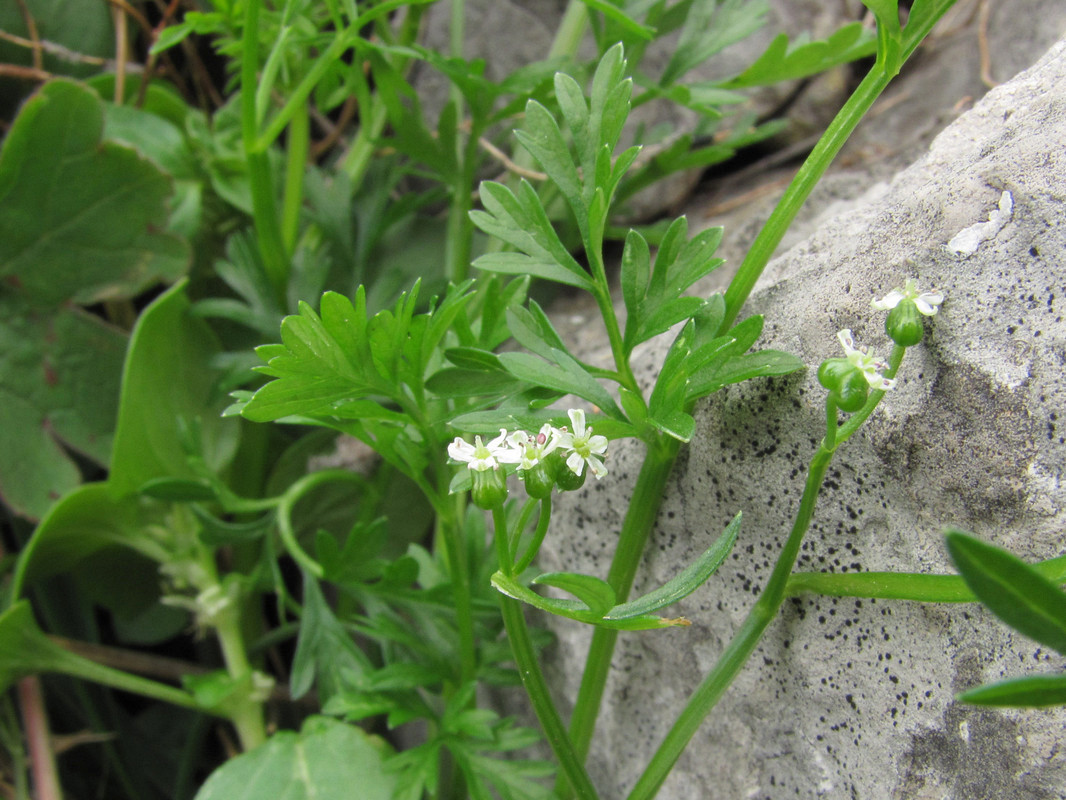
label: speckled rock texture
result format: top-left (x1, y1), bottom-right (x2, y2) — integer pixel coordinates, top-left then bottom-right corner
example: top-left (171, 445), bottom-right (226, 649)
top-left (538, 36), bottom-right (1066, 800)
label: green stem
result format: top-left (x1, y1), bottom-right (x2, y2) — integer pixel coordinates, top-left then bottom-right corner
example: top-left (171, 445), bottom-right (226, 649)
top-left (254, 30), bottom-right (355, 152)
top-left (719, 64), bottom-right (894, 334)
top-left (786, 553), bottom-right (1066, 601)
top-left (590, 279), bottom-right (639, 396)
top-left (341, 9), bottom-right (424, 188)
top-left (442, 496), bottom-right (478, 686)
top-left (514, 499), bottom-right (552, 575)
top-left (627, 444), bottom-right (835, 800)
top-left (240, 0), bottom-right (288, 299)
top-left (500, 594), bottom-right (601, 800)
top-left (549, 1), bottom-right (589, 59)
top-left (276, 469), bottom-right (370, 579)
top-left (560, 440), bottom-right (678, 795)
top-left (280, 101), bottom-right (310, 256)
top-left (211, 597), bottom-right (267, 750)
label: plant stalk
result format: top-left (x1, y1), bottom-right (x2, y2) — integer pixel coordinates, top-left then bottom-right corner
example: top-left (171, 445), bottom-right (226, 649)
top-left (719, 65), bottom-right (894, 334)
top-left (559, 439), bottom-right (679, 796)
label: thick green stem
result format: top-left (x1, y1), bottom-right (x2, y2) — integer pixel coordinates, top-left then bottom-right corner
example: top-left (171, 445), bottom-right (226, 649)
top-left (627, 444), bottom-right (834, 800)
top-left (719, 65), bottom-right (894, 334)
top-left (559, 440), bottom-right (679, 795)
top-left (500, 595), bottom-right (600, 800)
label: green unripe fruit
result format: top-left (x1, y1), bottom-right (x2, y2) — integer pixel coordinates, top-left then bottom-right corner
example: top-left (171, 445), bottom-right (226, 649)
top-left (885, 299), bottom-right (924, 347)
top-left (470, 468), bottom-right (507, 509)
top-left (834, 369), bottom-right (870, 412)
top-left (548, 451), bottom-right (586, 492)
top-left (818, 358), bottom-right (868, 412)
top-left (521, 461), bottom-right (556, 499)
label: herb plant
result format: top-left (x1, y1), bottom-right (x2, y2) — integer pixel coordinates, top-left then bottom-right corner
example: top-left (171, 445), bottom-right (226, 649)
top-left (2, 1), bottom-right (1058, 799)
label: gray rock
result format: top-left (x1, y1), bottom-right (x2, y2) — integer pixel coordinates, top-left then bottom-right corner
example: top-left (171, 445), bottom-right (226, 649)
top-left (539, 35), bottom-right (1066, 800)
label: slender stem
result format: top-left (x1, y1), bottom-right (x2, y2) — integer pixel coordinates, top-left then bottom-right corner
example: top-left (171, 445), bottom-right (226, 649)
top-left (719, 64), bottom-right (894, 334)
top-left (19, 677), bottom-right (62, 800)
top-left (590, 278), bottom-right (639, 396)
top-left (509, 498), bottom-right (541, 561)
top-left (549, 1), bottom-right (589, 59)
top-left (240, 0), bottom-right (288, 299)
top-left (280, 101), bottom-right (310, 256)
top-left (627, 444), bottom-right (835, 800)
top-left (514, 499), bottom-right (552, 575)
top-left (560, 440), bottom-right (678, 795)
top-left (442, 496), bottom-right (478, 686)
top-left (255, 31), bottom-right (354, 152)
top-left (275, 470), bottom-right (369, 578)
top-left (500, 595), bottom-right (601, 800)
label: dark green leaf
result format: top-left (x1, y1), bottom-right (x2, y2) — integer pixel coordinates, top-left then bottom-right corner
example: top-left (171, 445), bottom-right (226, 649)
top-left (0, 299), bottom-right (126, 519)
top-left (194, 717), bottom-right (399, 800)
top-left (109, 282), bottom-right (238, 495)
top-left (138, 477), bottom-right (218, 502)
top-left (0, 80), bottom-right (188, 306)
top-left (946, 531), bottom-right (1066, 655)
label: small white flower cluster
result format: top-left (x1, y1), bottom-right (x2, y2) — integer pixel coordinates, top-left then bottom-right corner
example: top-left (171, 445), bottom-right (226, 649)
top-left (870, 278), bottom-right (944, 316)
top-left (836, 329), bottom-right (896, 391)
top-left (834, 280), bottom-right (944, 390)
top-left (448, 408), bottom-right (609, 479)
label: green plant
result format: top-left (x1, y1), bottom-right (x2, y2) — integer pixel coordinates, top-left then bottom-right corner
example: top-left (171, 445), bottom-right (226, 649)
top-left (5, 1), bottom-right (1046, 799)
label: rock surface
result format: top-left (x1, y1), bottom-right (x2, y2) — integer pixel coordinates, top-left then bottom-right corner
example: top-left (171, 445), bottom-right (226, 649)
top-left (538, 33), bottom-right (1066, 800)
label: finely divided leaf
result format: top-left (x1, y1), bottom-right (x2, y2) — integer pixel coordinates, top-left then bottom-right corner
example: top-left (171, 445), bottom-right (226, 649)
top-left (722, 23), bottom-right (876, 89)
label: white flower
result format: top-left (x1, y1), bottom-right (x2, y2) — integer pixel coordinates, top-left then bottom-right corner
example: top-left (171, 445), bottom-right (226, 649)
top-left (447, 429), bottom-right (518, 472)
top-left (507, 424), bottom-right (560, 470)
top-left (555, 408), bottom-right (609, 479)
top-left (871, 278), bottom-right (944, 316)
top-left (837, 329), bottom-right (896, 391)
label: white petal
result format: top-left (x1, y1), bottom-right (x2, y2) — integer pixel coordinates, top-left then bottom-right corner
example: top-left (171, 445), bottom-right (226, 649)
top-left (566, 451), bottom-right (585, 476)
top-left (587, 456), bottom-right (608, 479)
top-left (837, 329), bottom-right (857, 354)
top-left (587, 434), bottom-right (609, 455)
top-left (448, 438), bottom-right (475, 462)
top-left (871, 289), bottom-right (904, 311)
top-left (914, 291), bottom-right (944, 315)
top-left (567, 408), bottom-right (587, 438)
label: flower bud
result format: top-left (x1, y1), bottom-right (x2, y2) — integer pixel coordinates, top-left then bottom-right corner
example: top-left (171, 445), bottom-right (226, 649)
top-left (885, 299), bottom-right (924, 347)
top-left (818, 358), bottom-right (869, 412)
top-left (470, 467), bottom-right (507, 509)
